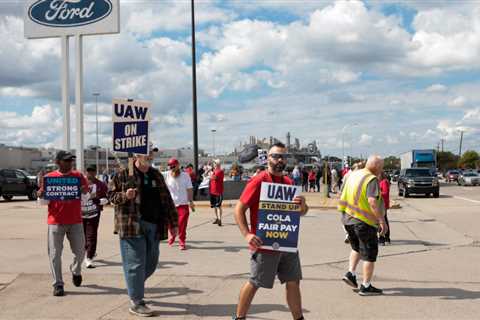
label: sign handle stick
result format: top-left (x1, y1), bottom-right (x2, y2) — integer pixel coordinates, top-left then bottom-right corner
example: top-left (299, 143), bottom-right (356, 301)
top-left (75, 34), bottom-right (85, 172)
top-left (61, 35), bottom-right (70, 150)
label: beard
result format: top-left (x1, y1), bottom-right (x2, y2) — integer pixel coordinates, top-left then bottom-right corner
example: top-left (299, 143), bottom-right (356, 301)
top-left (269, 160), bottom-right (286, 173)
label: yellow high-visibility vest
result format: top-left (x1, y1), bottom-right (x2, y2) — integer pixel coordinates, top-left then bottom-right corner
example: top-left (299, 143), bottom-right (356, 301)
top-left (338, 169), bottom-right (380, 227)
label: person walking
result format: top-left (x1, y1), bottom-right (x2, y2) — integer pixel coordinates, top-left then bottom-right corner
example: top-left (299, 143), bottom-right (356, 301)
top-left (232, 142), bottom-right (309, 320)
top-left (37, 151), bottom-right (89, 297)
top-left (338, 155), bottom-right (387, 296)
top-left (82, 165), bottom-right (108, 268)
top-left (210, 159), bottom-right (225, 226)
top-left (315, 167), bottom-right (322, 192)
top-left (331, 168), bottom-right (339, 193)
top-left (165, 158), bottom-right (195, 250)
top-left (292, 165), bottom-right (301, 186)
top-left (108, 151), bottom-right (179, 317)
top-left (308, 169), bottom-right (316, 192)
top-left (378, 171), bottom-right (391, 245)
top-left (302, 167), bottom-right (309, 192)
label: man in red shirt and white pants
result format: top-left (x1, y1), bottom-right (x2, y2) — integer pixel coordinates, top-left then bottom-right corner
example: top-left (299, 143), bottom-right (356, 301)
top-left (233, 143), bottom-right (309, 320)
top-left (210, 159), bottom-right (225, 226)
top-left (38, 151), bottom-right (88, 297)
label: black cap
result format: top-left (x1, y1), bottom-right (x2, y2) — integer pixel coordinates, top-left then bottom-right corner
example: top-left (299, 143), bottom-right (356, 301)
top-left (55, 150), bottom-right (76, 161)
top-left (86, 165), bottom-right (97, 172)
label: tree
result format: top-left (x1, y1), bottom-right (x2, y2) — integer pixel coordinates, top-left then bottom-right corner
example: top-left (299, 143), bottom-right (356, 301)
top-left (437, 151), bottom-right (459, 172)
top-left (383, 156), bottom-right (400, 170)
top-left (459, 150), bottom-right (480, 169)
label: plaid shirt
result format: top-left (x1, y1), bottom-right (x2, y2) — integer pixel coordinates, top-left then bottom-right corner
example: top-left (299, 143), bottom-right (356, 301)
top-left (108, 166), bottom-right (178, 239)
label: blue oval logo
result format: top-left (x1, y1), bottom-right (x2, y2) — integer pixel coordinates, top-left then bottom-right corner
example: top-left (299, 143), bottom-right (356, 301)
top-left (28, 0), bottom-right (112, 28)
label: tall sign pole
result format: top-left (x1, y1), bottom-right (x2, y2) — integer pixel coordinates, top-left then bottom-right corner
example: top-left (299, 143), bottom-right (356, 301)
top-left (61, 36), bottom-right (70, 150)
top-left (191, 0), bottom-right (199, 176)
top-left (75, 35), bottom-right (85, 172)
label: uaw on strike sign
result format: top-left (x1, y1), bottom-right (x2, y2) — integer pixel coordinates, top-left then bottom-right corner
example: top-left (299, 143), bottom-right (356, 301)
top-left (112, 99), bottom-right (151, 155)
top-left (256, 182), bottom-right (302, 252)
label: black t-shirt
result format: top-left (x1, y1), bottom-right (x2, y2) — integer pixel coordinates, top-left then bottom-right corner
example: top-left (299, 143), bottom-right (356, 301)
top-left (138, 168), bottom-right (161, 224)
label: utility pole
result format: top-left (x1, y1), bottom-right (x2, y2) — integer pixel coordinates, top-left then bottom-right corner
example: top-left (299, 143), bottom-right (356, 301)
top-left (93, 92), bottom-right (100, 174)
top-left (191, 0), bottom-right (199, 176)
top-left (459, 130), bottom-right (464, 157)
top-left (441, 138), bottom-right (444, 152)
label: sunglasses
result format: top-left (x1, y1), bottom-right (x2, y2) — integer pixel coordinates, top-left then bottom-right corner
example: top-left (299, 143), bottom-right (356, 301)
top-left (168, 165), bottom-right (177, 169)
top-left (269, 153), bottom-right (289, 160)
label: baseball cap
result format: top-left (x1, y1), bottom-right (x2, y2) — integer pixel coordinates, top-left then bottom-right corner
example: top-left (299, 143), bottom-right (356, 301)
top-left (168, 158), bottom-right (179, 167)
top-left (86, 165), bottom-right (97, 172)
top-left (55, 150), bottom-right (76, 161)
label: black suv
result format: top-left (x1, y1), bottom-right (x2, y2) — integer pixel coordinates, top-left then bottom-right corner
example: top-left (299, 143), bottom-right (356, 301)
top-left (0, 169), bottom-right (38, 201)
top-left (398, 168), bottom-right (439, 198)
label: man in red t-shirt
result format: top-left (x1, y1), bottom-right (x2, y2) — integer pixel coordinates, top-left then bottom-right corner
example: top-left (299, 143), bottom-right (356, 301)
top-left (209, 159), bottom-right (225, 226)
top-left (233, 143), bottom-right (309, 320)
top-left (38, 151), bottom-right (88, 297)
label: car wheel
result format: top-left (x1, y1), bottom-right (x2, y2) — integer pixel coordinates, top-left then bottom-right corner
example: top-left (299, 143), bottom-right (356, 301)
top-left (2, 195), bottom-right (13, 201)
top-left (27, 189), bottom-right (37, 201)
top-left (425, 193), bottom-right (430, 197)
top-left (433, 192), bottom-right (439, 198)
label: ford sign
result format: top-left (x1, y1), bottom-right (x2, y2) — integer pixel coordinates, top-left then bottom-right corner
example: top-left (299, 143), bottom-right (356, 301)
top-left (24, 0), bottom-right (119, 38)
top-left (28, 0), bottom-right (113, 28)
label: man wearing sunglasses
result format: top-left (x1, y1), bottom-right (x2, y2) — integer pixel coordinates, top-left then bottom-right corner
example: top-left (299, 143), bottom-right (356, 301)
top-left (233, 142), bottom-right (309, 320)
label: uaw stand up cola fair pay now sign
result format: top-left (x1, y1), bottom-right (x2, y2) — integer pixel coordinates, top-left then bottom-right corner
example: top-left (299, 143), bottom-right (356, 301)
top-left (256, 182), bottom-right (302, 253)
top-left (112, 99), bottom-right (151, 155)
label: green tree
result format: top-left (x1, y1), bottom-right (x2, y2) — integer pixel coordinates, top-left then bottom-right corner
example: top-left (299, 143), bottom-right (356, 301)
top-left (437, 151), bottom-right (459, 172)
top-left (459, 150), bottom-right (480, 169)
top-left (383, 156), bottom-right (400, 170)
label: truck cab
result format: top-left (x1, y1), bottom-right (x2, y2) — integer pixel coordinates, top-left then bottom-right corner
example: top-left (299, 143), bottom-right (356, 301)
top-left (398, 168), bottom-right (440, 198)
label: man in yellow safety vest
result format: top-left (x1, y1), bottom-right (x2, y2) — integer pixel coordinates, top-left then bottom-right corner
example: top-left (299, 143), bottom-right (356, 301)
top-left (338, 155), bottom-right (388, 296)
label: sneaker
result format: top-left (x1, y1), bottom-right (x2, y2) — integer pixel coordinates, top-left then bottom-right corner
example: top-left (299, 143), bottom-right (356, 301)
top-left (342, 272), bottom-right (358, 288)
top-left (358, 284), bottom-right (383, 296)
top-left (72, 274), bottom-right (82, 287)
top-left (218, 219), bottom-right (222, 227)
top-left (344, 235), bottom-right (350, 244)
top-left (53, 285), bottom-right (64, 297)
top-left (232, 316), bottom-right (246, 320)
top-left (180, 244), bottom-right (187, 250)
top-left (129, 302), bottom-right (154, 317)
top-left (85, 258), bottom-right (95, 269)
top-left (212, 219), bottom-right (219, 224)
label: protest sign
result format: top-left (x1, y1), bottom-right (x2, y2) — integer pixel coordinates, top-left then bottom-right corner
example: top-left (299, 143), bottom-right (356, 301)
top-left (112, 99), bottom-right (151, 155)
top-left (256, 182), bottom-right (302, 252)
top-left (258, 149), bottom-right (267, 165)
top-left (44, 176), bottom-right (81, 201)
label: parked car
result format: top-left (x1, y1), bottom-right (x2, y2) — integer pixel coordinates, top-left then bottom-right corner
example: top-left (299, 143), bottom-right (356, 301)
top-left (0, 169), bottom-right (39, 201)
top-left (458, 172), bottom-right (480, 186)
top-left (445, 170), bottom-right (460, 183)
top-left (398, 168), bottom-right (439, 198)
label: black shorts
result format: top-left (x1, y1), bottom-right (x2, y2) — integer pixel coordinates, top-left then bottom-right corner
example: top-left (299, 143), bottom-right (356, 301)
top-left (210, 194), bottom-right (223, 208)
top-left (345, 223), bottom-right (378, 262)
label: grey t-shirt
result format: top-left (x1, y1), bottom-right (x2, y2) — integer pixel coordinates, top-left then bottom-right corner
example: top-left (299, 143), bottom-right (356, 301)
top-left (341, 178), bottom-right (384, 225)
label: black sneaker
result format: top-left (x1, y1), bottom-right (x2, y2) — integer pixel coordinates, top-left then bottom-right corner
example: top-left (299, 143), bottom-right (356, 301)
top-left (342, 272), bottom-right (358, 288)
top-left (358, 284), bottom-right (383, 296)
top-left (53, 285), bottom-right (64, 296)
top-left (212, 219), bottom-right (219, 224)
top-left (218, 219), bottom-right (222, 227)
top-left (72, 274), bottom-right (82, 287)
top-left (232, 316), bottom-right (246, 320)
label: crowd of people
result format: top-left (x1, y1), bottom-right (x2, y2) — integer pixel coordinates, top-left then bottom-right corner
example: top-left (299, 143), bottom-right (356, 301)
top-left (36, 145), bottom-right (391, 319)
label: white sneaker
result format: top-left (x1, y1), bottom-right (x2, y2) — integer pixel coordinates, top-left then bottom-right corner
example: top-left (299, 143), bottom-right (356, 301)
top-left (85, 258), bottom-right (95, 269)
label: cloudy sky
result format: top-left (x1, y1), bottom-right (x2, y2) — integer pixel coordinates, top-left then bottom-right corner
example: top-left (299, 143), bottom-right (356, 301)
top-left (1, 0), bottom-right (480, 158)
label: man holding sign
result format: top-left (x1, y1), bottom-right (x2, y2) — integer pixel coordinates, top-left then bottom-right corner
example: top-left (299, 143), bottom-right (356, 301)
top-left (38, 151), bottom-right (88, 297)
top-left (233, 142), bottom-right (309, 320)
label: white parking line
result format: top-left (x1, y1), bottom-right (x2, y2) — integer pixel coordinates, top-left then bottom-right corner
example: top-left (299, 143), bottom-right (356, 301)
top-left (453, 196), bottom-right (480, 204)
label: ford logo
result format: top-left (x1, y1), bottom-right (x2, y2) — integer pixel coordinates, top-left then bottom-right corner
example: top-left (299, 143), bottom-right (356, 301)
top-left (28, 0), bottom-right (112, 28)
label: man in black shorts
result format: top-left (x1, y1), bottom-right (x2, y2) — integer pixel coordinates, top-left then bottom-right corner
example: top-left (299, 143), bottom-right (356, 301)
top-left (338, 155), bottom-right (387, 296)
top-left (209, 159), bottom-right (225, 226)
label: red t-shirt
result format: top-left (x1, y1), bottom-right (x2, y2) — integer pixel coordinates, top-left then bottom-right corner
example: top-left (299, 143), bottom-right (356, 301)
top-left (209, 169), bottom-right (224, 195)
top-left (44, 170), bottom-right (88, 225)
top-left (308, 171), bottom-right (316, 181)
top-left (239, 171), bottom-right (293, 236)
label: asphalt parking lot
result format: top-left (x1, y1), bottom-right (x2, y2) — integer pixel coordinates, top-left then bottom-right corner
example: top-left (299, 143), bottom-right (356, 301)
top-left (0, 183), bottom-right (479, 320)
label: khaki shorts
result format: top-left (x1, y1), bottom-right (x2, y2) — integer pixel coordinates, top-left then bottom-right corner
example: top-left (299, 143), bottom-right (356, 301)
top-left (249, 251), bottom-right (302, 289)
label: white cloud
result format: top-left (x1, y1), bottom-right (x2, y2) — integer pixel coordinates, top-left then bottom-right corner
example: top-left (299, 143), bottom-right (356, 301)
top-left (426, 84), bottom-right (447, 92)
top-left (447, 96), bottom-right (467, 108)
top-left (359, 134), bottom-right (373, 146)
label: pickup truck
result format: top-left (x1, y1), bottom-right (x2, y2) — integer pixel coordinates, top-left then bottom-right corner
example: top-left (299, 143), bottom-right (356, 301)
top-left (0, 169), bottom-right (38, 201)
top-left (398, 168), bottom-right (440, 198)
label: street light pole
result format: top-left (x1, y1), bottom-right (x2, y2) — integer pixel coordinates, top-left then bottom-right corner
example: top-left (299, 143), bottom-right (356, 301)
top-left (211, 129), bottom-right (216, 157)
top-left (191, 0), bottom-right (199, 176)
top-left (93, 92), bottom-right (100, 174)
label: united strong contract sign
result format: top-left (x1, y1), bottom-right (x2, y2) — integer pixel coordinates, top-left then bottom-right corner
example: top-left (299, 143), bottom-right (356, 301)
top-left (256, 182), bottom-right (302, 252)
top-left (44, 176), bottom-right (81, 200)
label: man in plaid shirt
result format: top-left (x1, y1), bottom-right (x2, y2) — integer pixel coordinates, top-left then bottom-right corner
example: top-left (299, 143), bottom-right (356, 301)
top-left (109, 151), bottom-right (178, 317)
